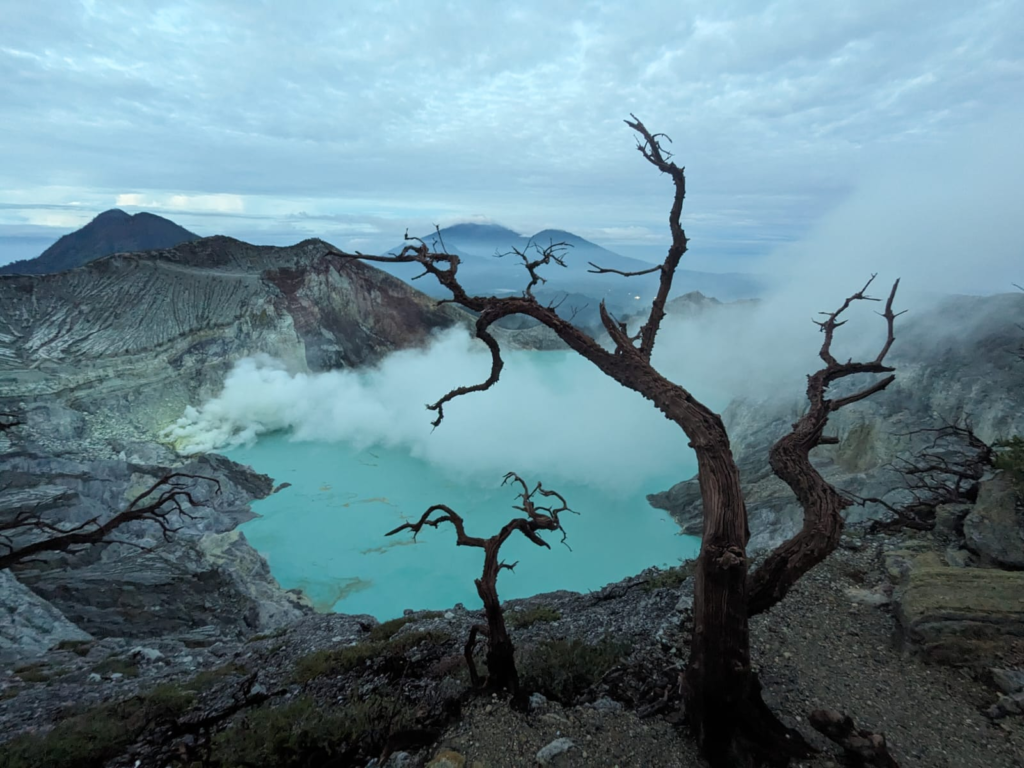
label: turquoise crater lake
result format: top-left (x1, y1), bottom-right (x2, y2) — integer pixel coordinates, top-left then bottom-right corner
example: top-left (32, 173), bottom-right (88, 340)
top-left (225, 435), bottom-right (700, 619)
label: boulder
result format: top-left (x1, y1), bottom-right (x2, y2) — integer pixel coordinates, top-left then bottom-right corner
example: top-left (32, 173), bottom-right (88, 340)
top-left (991, 668), bottom-right (1024, 694)
top-left (536, 738), bottom-right (575, 766)
top-left (895, 563), bottom-right (1024, 665)
top-left (963, 475), bottom-right (1024, 569)
top-left (427, 750), bottom-right (466, 768)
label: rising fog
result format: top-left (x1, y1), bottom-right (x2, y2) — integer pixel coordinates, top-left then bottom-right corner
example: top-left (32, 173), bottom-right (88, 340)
top-left (167, 110), bottom-right (1021, 482)
top-left (653, 107), bottom-right (1024, 403)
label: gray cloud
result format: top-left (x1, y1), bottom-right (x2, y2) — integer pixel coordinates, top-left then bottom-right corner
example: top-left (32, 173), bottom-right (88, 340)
top-left (1, 0), bottom-right (1021, 267)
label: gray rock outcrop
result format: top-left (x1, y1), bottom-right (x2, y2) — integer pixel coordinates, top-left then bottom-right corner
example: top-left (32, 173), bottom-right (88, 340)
top-left (0, 236), bottom-right (558, 445)
top-left (963, 475), bottom-right (1024, 568)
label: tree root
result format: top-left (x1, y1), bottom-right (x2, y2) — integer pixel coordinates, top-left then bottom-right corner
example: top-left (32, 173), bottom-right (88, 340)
top-left (809, 709), bottom-right (900, 767)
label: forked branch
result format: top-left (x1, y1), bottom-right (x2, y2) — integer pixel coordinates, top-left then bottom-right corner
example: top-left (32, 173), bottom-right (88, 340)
top-left (0, 473), bottom-right (220, 570)
top-left (748, 277), bottom-right (903, 616)
top-left (851, 420), bottom-right (994, 532)
top-left (619, 114), bottom-right (690, 361)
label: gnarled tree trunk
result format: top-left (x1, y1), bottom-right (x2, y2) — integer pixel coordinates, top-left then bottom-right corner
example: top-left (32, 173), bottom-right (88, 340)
top-left (334, 116), bottom-right (902, 767)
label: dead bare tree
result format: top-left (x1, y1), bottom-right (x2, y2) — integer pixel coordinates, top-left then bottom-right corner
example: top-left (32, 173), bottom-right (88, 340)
top-left (0, 473), bottom-right (219, 570)
top-left (386, 472), bottom-right (572, 708)
top-left (328, 116), bottom-right (902, 766)
top-left (845, 421), bottom-right (995, 532)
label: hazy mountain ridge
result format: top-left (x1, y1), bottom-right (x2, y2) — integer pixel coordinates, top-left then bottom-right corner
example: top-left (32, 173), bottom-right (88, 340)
top-left (376, 223), bottom-right (764, 319)
top-left (0, 209), bottom-right (200, 276)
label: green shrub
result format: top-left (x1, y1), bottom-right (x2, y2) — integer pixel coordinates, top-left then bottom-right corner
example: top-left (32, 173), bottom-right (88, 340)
top-left (293, 643), bottom-right (384, 683)
top-left (187, 662), bottom-right (248, 691)
top-left (55, 639), bottom-right (94, 656)
top-left (643, 562), bottom-right (694, 592)
top-left (520, 637), bottom-right (630, 705)
top-left (292, 630), bottom-right (449, 684)
top-left (387, 630), bottom-right (448, 655)
top-left (0, 686), bottom-right (195, 768)
top-left (207, 693), bottom-right (415, 768)
top-left (13, 662), bottom-right (50, 684)
top-left (247, 627), bottom-right (289, 643)
top-left (507, 605), bottom-right (561, 629)
top-left (367, 616), bottom-right (414, 642)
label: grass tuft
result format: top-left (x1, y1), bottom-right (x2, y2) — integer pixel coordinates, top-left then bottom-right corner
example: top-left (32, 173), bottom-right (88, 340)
top-left (507, 605), bottom-right (561, 629)
top-left (520, 637), bottom-right (630, 705)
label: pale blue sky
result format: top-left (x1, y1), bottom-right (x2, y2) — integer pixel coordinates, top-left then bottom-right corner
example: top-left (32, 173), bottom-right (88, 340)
top-left (1, 0), bottom-right (1022, 278)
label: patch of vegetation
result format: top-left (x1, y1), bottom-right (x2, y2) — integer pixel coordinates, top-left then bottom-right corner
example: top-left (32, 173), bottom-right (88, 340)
top-left (293, 643), bottom-right (383, 683)
top-left (91, 657), bottom-right (140, 678)
top-left (366, 611), bottom-right (443, 642)
top-left (1, 687), bottom-right (20, 701)
top-left (187, 662), bottom-right (249, 692)
top-left (201, 693), bottom-right (415, 768)
top-left (387, 630), bottom-right (448, 655)
top-left (994, 436), bottom-right (1024, 495)
top-left (13, 662), bottom-right (51, 684)
top-left (292, 630), bottom-right (450, 684)
top-left (182, 637), bottom-right (218, 649)
top-left (507, 605), bottom-right (561, 629)
top-left (520, 637), bottom-right (630, 705)
top-left (0, 685), bottom-right (196, 768)
top-left (55, 639), bottom-right (94, 656)
top-left (367, 616), bottom-right (415, 642)
top-left (643, 562), bottom-right (695, 592)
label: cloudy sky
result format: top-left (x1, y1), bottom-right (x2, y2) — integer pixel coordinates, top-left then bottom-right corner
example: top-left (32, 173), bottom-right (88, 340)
top-left (1, 0), bottom-right (1022, 277)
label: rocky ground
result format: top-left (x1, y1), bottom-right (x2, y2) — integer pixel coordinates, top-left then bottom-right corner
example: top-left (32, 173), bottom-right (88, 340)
top-left (2, 519), bottom-right (1022, 767)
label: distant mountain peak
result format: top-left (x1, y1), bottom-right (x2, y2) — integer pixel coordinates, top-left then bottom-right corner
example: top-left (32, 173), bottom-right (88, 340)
top-left (440, 222), bottom-right (521, 234)
top-left (0, 209), bottom-right (200, 276)
top-left (93, 208), bottom-right (132, 222)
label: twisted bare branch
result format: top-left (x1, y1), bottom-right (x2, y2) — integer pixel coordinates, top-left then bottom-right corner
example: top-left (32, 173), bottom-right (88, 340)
top-left (0, 473), bottom-right (220, 570)
top-left (748, 277), bottom-right (902, 616)
top-left (622, 114), bottom-right (690, 361)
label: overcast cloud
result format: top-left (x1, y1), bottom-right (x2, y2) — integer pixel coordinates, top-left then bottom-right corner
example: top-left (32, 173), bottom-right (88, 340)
top-left (1, 0), bottom-right (1022, 272)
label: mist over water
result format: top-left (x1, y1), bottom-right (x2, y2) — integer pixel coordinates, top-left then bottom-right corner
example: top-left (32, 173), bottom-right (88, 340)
top-left (166, 334), bottom-right (702, 616)
top-left (165, 329), bottom-right (702, 490)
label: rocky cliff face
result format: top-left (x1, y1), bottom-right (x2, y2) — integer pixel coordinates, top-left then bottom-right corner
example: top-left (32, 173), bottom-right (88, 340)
top-left (648, 291), bottom-right (1024, 552)
top-left (0, 235), bottom-right (552, 444)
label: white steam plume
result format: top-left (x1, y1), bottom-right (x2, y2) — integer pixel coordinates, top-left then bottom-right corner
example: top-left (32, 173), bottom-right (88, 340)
top-left (164, 328), bottom-right (695, 491)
